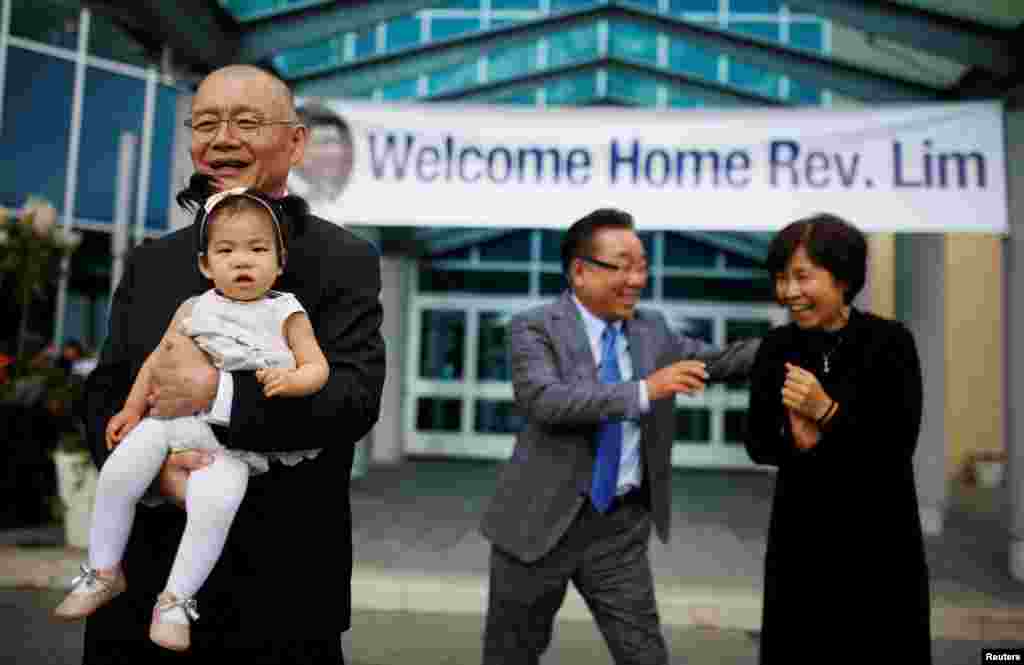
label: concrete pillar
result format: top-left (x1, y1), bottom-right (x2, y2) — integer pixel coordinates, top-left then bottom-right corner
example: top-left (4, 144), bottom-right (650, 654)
top-left (895, 234), bottom-right (946, 536)
top-left (370, 255), bottom-right (407, 465)
top-left (1005, 110), bottom-right (1024, 582)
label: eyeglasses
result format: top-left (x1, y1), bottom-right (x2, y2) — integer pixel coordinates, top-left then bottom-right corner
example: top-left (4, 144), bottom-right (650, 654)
top-left (580, 256), bottom-right (649, 277)
top-left (184, 116), bottom-right (300, 141)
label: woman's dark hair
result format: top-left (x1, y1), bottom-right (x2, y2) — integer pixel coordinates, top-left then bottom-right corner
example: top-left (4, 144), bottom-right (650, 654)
top-left (176, 173), bottom-right (309, 268)
top-left (560, 208), bottom-right (635, 276)
top-left (765, 212), bottom-right (867, 305)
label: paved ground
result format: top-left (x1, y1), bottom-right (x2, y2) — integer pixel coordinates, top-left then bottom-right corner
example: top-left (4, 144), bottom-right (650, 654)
top-left (3, 588), bottom-right (1023, 665)
top-left (3, 459), bottom-right (1024, 662)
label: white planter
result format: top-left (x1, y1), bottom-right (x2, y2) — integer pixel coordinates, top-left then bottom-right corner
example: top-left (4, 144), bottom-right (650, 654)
top-left (53, 450), bottom-right (98, 549)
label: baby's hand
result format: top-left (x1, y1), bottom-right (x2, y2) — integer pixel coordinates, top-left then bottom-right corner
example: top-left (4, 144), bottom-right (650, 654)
top-left (106, 409), bottom-right (143, 450)
top-left (256, 368), bottom-right (298, 398)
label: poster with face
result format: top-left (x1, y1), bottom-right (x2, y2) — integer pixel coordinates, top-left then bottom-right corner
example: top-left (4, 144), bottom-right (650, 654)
top-left (290, 101), bottom-right (355, 205)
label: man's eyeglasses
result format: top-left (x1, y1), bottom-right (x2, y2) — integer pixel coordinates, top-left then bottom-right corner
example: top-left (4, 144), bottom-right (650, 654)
top-left (184, 117), bottom-right (300, 141)
top-left (580, 256), bottom-right (649, 277)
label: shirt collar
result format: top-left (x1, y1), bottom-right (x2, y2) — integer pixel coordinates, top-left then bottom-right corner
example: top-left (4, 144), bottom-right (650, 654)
top-left (571, 293), bottom-right (624, 344)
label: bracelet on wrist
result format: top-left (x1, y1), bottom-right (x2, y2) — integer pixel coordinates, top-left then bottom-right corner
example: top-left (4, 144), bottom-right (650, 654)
top-left (816, 399), bottom-right (835, 426)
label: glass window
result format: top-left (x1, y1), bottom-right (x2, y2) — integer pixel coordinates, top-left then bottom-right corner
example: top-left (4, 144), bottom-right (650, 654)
top-left (88, 11), bottom-right (151, 67)
top-left (548, 24), bottom-right (598, 68)
top-left (724, 253), bottom-right (762, 270)
top-left (670, 0), bottom-right (717, 11)
top-left (790, 23), bottom-right (823, 52)
top-left (385, 14), bottom-right (421, 52)
top-left (675, 408), bottom-right (710, 442)
top-left (75, 67), bottom-right (145, 225)
top-left (729, 0), bottom-right (780, 12)
top-left (663, 277), bottom-right (775, 302)
top-left (145, 85), bottom-right (178, 232)
top-left (0, 48), bottom-right (73, 211)
top-left (478, 312), bottom-right (513, 381)
top-left (419, 269), bottom-right (531, 295)
top-left (417, 398), bottom-right (462, 431)
top-left (438, 0), bottom-right (480, 8)
top-left (381, 78), bottom-right (420, 101)
top-left (541, 230), bottom-right (566, 264)
top-left (730, 21), bottom-right (780, 43)
top-left (664, 234), bottom-right (717, 268)
top-left (492, 90), bottom-right (538, 105)
top-left (541, 272), bottom-right (569, 295)
top-left (11, 0), bottom-right (80, 50)
top-left (428, 60), bottom-right (479, 95)
top-left (668, 41), bottom-right (719, 82)
top-left (489, 44), bottom-right (538, 82)
top-left (726, 318), bottom-right (773, 344)
top-left (622, 0), bottom-right (659, 11)
top-left (479, 231), bottom-right (533, 262)
top-left (551, 0), bottom-right (599, 11)
top-left (667, 314), bottom-right (713, 344)
top-left (728, 59), bottom-right (780, 98)
top-left (546, 72), bottom-right (597, 105)
top-left (724, 409), bottom-right (749, 444)
top-left (668, 93), bottom-right (704, 109)
top-left (274, 39), bottom-right (341, 78)
top-left (355, 27), bottom-right (376, 58)
top-left (475, 401), bottom-right (525, 434)
top-left (431, 17), bottom-right (480, 41)
top-left (419, 310), bottom-right (465, 379)
top-left (609, 22), bottom-right (659, 65)
top-left (608, 73), bottom-right (658, 106)
top-left (493, 0), bottom-right (539, 8)
top-left (789, 79), bottom-right (823, 105)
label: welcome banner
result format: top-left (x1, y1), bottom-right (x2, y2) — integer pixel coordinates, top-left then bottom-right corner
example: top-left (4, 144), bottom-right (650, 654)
top-left (288, 99), bottom-right (1008, 233)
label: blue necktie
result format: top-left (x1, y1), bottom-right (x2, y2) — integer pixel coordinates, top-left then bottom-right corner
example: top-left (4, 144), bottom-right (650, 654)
top-left (590, 324), bottom-right (623, 513)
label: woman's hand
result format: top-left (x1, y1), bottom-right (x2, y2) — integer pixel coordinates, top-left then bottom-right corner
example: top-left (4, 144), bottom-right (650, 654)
top-left (782, 363), bottom-right (832, 421)
top-left (787, 408), bottom-right (820, 450)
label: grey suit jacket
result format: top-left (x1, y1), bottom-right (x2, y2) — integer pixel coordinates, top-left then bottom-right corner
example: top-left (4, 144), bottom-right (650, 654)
top-left (480, 292), bottom-right (759, 563)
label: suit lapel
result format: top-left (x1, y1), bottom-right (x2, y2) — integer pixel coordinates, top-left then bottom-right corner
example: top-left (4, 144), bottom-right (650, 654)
top-left (553, 292), bottom-right (597, 378)
top-left (624, 313), bottom-right (653, 381)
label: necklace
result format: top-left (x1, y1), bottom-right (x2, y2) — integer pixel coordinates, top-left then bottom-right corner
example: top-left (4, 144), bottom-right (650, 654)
top-left (822, 334), bottom-right (843, 375)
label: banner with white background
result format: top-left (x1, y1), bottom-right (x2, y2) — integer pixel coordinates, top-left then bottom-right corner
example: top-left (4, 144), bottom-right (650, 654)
top-left (289, 99), bottom-right (1007, 233)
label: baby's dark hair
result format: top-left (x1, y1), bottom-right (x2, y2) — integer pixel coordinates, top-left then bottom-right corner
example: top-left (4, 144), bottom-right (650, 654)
top-left (177, 173), bottom-right (309, 268)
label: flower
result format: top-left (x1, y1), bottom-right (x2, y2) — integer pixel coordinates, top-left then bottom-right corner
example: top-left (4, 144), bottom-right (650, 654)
top-left (22, 196), bottom-right (59, 238)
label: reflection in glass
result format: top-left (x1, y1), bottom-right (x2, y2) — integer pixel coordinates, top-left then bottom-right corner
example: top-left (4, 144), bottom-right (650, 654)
top-left (664, 234), bottom-right (717, 268)
top-left (724, 409), bottom-right (749, 445)
top-left (675, 408), bottom-right (710, 442)
top-left (419, 269), bottom-right (531, 295)
top-left (478, 312), bottom-right (513, 381)
top-left (479, 231), bottom-right (532, 262)
top-left (475, 400), bottom-right (525, 433)
top-left (548, 24), bottom-right (598, 68)
top-left (417, 398), bottom-right (462, 431)
top-left (726, 319), bottom-right (773, 344)
top-left (420, 310), bottom-right (466, 379)
top-left (11, 0), bottom-right (80, 50)
top-left (608, 22), bottom-right (658, 65)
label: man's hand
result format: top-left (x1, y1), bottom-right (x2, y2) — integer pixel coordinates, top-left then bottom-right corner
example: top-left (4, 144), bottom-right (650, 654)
top-left (256, 367), bottom-right (301, 398)
top-left (782, 363), bottom-right (831, 421)
top-left (788, 408), bottom-right (820, 451)
top-left (106, 407), bottom-right (143, 450)
top-left (158, 450), bottom-right (215, 508)
top-left (148, 332), bottom-right (218, 418)
top-left (646, 360), bottom-right (708, 401)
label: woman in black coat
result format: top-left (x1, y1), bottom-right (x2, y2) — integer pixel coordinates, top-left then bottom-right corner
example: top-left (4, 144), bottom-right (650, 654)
top-left (745, 213), bottom-right (931, 663)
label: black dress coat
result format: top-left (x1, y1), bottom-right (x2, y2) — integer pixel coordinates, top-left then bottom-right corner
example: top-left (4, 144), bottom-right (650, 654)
top-left (744, 308), bottom-right (931, 664)
top-left (80, 212), bottom-right (386, 664)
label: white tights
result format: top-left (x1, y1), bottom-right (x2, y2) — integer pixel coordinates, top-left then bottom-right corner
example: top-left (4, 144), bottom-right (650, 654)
top-left (88, 416), bottom-right (249, 600)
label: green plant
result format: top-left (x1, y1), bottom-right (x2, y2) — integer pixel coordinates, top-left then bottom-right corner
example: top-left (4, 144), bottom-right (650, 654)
top-left (0, 196), bottom-right (81, 358)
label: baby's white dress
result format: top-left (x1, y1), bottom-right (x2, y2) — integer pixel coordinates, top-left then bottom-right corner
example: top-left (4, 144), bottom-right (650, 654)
top-left (178, 288), bottom-right (322, 474)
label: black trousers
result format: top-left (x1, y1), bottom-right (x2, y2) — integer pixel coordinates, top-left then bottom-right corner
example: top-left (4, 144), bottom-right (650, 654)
top-left (483, 494), bottom-right (669, 665)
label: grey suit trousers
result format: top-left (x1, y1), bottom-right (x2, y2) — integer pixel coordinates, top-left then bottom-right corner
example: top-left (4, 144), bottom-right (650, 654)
top-left (483, 494), bottom-right (670, 665)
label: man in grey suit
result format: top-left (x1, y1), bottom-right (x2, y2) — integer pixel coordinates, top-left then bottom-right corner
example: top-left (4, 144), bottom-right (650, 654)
top-left (480, 209), bottom-right (759, 665)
